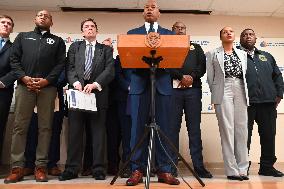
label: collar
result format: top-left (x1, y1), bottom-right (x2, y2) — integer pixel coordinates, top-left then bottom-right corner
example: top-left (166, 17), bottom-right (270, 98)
top-left (0, 37), bottom-right (9, 42)
top-left (239, 45), bottom-right (262, 56)
top-left (144, 22), bottom-right (158, 32)
top-left (34, 26), bottom-right (50, 35)
top-left (85, 40), bottom-right (97, 46)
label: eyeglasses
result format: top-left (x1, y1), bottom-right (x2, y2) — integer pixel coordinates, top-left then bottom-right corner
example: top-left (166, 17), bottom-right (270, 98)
top-left (36, 14), bottom-right (51, 19)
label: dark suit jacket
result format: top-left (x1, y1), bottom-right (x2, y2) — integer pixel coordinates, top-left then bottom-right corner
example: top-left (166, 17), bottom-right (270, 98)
top-left (0, 40), bottom-right (16, 88)
top-left (66, 41), bottom-right (114, 109)
top-left (127, 25), bottom-right (174, 95)
top-left (113, 55), bottom-right (132, 101)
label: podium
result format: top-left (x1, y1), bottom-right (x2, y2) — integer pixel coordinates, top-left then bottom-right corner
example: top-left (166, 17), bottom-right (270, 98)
top-left (117, 34), bottom-right (189, 68)
top-left (111, 33), bottom-right (205, 189)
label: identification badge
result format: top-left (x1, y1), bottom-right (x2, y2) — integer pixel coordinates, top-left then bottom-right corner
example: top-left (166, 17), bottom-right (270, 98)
top-left (259, 54), bottom-right (267, 61)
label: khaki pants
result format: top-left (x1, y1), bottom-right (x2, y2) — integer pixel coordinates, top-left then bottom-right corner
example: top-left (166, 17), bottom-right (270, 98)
top-left (10, 84), bottom-right (57, 167)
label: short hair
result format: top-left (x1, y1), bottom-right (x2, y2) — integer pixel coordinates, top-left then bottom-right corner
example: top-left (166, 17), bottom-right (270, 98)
top-left (80, 18), bottom-right (98, 32)
top-left (0, 15), bottom-right (14, 28)
top-left (241, 28), bottom-right (255, 36)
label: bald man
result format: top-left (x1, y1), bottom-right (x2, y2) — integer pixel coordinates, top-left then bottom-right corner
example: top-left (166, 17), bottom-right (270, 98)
top-left (170, 21), bottom-right (212, 178)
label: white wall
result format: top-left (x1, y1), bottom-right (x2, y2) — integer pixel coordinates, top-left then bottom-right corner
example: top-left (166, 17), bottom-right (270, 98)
top-left (1, 10), bottom-right (284, 165)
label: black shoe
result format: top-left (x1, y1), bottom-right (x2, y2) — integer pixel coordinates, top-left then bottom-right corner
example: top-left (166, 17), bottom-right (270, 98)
top-left (93, 171), bottom-right (106, 180)
top-left (120, 167), bottom-right (131, 178)
top-left (258, 167), bottom-right (284, 177)
top-left (247, 161), bottom-right (251, 176)
top-left (194, 167), bottom-right (213, 178)
top-left (240, 175), bottom-right (249, 180)
top-left (58, 171), bottom-right (78, 181)
top-left (227, 175), bottom-right (243, 181)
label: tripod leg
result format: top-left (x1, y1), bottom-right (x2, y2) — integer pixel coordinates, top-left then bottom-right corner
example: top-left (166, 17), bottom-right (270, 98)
top-left (144, 125), bottom-right (155, 189)
top-left (157, 128), bottom-right (205, 187)
top-left (110, 127), bottom-right (150, 185)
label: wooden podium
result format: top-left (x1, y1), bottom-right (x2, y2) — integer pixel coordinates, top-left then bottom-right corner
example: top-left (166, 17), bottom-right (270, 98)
top-left (117, 34), bottom-right (190, 68)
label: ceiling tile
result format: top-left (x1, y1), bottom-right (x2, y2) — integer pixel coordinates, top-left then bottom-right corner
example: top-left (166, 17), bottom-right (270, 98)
top-left (63, 0), bottom-right (139, 8)
top-left (210, 0), bottom-right (284, 12)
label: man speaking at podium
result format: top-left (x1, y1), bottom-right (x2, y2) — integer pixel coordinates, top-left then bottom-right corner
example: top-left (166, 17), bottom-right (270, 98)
top-left (126, 0), bottom-right (180, 186)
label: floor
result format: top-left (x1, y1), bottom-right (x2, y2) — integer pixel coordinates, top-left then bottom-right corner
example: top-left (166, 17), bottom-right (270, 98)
top-left (0, 163), bottom-right (283, 189)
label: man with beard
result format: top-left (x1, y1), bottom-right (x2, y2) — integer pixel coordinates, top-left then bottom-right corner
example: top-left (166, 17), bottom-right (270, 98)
top-left (170, 21), bottom-right (212, 178)
top-left (239, 29), bottom-right (284, 177)
top-left (4, 10), bottom-right (66, 183)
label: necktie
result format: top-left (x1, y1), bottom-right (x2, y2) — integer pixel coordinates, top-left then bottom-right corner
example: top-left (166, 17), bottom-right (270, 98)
top-left (84, 44), bottom-right (93, 80)
top-left (0, 38), bottom-right (4, 50)
top-left (149, 23), bottom-right (155, 33)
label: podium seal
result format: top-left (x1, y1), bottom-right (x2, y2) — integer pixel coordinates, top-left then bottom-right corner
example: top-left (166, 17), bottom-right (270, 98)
top-left (145, 32), bottom-right (161, 49)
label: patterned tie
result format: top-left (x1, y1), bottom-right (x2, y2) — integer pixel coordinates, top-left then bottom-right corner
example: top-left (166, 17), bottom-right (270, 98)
top-left (0, 38), bottom-right (4, 50)
top-left (149, 23), bottom-right (155, 33)
top-left (84, 44), bottom-right (93, 80)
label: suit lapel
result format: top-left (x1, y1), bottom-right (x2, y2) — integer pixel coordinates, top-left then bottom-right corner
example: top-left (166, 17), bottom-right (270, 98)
top-left (139, 25), bottom-right (147, 34)
top-left (78, 41), bottom-right (86, 77)
top-left (216, 47), bottom-right (225, 74)
top-left (157, 26), bottom-right (163, 34)
top-left (90, 43), bottom-right (103, 75)
top-left (0, 40), bottom-right (11, 55)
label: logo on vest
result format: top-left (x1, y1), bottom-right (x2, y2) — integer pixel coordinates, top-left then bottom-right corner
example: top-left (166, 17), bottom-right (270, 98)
top-left (46, 38), bottom-right (55, 45)
top-left (259, 54), bottom-right (267, 61)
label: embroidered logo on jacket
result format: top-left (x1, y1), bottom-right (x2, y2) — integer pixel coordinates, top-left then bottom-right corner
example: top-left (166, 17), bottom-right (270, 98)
top-left (259, 54), bottom-right (267, 61)
top-left (46, 38), bottom-right (55, 45)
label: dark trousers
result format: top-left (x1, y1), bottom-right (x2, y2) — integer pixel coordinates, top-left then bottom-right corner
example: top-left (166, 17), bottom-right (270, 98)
top-left (0, 87), bottom-right (13, 163)
top-left (82, 124), bottom-right (93, 171)
top-left (65, 109), bottom-right (107, 174)
top-left (170, 88), bottom-right (204, 168)
top-left (106, 99), bottom-right (131, 170)
top-left (247, 103), bottom-right (277, 167)
top-left (130, 89), bottom-right (171, 173)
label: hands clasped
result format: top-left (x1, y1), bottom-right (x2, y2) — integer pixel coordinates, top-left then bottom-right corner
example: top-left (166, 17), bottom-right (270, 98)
top-left (21, 76), bottom-right (49, 92)
top-left (178, 75), bottom-right (193, 88)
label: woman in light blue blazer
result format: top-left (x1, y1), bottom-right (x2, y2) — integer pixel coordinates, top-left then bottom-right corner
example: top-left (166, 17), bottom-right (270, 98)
top-left (206, 26), bottom-right (249, 181)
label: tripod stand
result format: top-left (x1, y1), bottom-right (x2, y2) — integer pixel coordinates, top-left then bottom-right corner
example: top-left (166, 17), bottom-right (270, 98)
top-left (110, 50), bottom-right (205, 189)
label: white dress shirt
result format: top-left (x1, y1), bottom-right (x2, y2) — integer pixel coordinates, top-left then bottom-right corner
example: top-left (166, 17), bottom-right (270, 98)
top-left (144, 22), bottom-right (158, 33)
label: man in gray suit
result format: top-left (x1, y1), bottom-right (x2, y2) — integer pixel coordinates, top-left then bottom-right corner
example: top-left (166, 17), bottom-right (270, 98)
top-left (59, 18), bottom-right (114, 181)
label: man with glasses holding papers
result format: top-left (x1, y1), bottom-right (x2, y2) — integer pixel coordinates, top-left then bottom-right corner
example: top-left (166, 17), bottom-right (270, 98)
top-left (59, 18), bottom-right (114, 181)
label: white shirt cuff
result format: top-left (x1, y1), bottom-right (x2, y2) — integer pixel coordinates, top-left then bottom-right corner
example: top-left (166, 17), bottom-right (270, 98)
top-left (73, 81), bottom-right (80, 88)
top-left (93, 82), bottom-right (102, 91)
top-left (0, 81), bottom-right (5, 88)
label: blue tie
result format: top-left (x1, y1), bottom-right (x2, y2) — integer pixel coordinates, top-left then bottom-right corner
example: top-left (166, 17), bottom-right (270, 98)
top-left (149, 23), bottom-right (155, 33)
top-left (0, 38), bottom-right (4, 50)
top-left (84, 44), bottom-right (93, 80)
